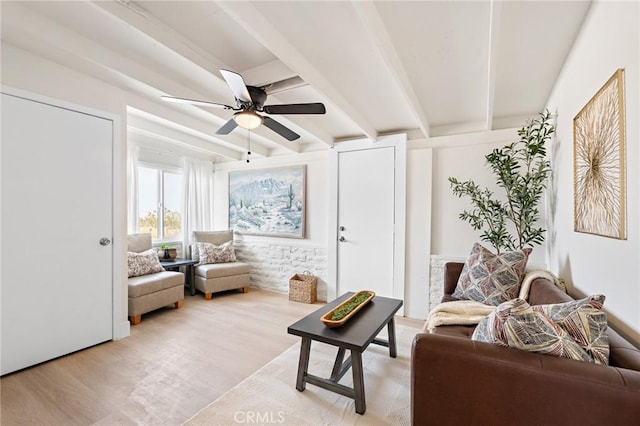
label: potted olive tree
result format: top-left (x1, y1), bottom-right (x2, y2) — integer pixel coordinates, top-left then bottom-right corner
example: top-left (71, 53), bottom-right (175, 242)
top-left (448, 110), bottom-right (555, 254)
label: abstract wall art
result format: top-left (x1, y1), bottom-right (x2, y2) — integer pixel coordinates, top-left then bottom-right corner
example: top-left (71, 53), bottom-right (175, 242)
top-left (229, 166), bottom-right (306, 238)
top-left (573, 68), bottom-right (626, 239)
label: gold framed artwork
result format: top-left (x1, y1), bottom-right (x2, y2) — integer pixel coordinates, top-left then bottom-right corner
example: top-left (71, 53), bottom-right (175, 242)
top-left (573, 68), bottom-right (626, 239)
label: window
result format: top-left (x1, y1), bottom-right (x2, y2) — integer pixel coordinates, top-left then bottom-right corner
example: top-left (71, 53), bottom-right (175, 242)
top-left (137, 165), bottom-right (182, 242)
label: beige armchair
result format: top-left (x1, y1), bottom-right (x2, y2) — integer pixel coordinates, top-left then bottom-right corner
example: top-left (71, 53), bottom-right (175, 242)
top-left (190, 230), bottom-right (250, 299)
top-left (127, 233), bottom-right (184, 325)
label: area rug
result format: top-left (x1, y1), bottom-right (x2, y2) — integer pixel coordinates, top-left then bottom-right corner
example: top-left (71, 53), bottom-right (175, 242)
top-left (185, 324), bottom-right (418, 426)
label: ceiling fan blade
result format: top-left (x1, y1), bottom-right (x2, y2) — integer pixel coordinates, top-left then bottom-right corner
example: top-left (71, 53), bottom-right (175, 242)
top-left (161, 96), bottom-right (232, 109)
top-left (263, 103), bottom-right (326, 115)
top-left (220, 69), bottom-right (252, 104)
top-left (262, 117), bottom-right (300, 141)
top-left (215, 118), bottom-right (238, 135)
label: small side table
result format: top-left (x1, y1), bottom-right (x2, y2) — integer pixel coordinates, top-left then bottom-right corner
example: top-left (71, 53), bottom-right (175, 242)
top-left (160, 258), bottom-right (198, 296)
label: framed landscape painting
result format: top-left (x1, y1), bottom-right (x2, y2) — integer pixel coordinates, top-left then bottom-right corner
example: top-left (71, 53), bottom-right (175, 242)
top-left (229, 166), bottom-right (306, 238)
top-left (573, 68), bottom-right (626, 239)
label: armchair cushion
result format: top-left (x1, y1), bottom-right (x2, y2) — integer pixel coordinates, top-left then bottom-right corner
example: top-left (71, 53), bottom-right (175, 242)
top-left (196, 241), bottom-right (237, 265)
top-left (195, 262), bottom-right (251, 279)
top-left (191, 230), bottom-right (234, 262)
top-left (127, 233), bottom-right (152, 253)
top-left (128, 271), bottom-right (184, 297)
top-left (127, 249), bottom-right (164, 278)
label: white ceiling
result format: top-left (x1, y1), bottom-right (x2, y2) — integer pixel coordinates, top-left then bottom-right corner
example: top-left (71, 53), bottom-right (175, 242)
top-left (1, 1), bottom-right (591, 162)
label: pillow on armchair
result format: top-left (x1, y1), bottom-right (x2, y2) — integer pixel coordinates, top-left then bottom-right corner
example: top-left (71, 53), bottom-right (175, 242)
top-left (195, 241), bottom-right (237, 265)
top-left (127, 249), bottom-right (164, 278)
top-left (191, 230), bottom-right (234, 262)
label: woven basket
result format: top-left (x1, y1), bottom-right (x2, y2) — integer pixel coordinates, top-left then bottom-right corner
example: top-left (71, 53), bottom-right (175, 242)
top-left (289, 271), bottom-right (317, 304)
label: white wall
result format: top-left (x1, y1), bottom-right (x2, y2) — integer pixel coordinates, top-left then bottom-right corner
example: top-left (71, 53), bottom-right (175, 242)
top-left (213, 146), bottom-right (435, 319)
top-left (404, 148), bottom-right (432, 319)
top-left (545, 1), bottom-right (640, 339)
top-left (1, 43), bottom-right (130, 338)
top-left (213, 151), bottom-right (330, 299)
top-left (429, 130), bottom-right (547, 267)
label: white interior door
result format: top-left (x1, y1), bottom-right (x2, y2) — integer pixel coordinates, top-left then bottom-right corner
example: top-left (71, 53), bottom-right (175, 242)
top-left (1, 93), bottom-right (113, 375)
top-left (337, 147), bottom-right (395, 297)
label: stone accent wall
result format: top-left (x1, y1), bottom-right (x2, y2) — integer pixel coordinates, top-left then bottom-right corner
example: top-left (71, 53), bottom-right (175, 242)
top-left (429, 255), bottom-right (467, 314)
top-left (235, 241), bottom-right (329, 301)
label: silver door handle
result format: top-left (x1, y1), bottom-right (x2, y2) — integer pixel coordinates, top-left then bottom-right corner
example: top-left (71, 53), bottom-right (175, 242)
top-left (99, 237), bottom-right (111, 246)
top-left (339, 236), bottom-right (346, 242)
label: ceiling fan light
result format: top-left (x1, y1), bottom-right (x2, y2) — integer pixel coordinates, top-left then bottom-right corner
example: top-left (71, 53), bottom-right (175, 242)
top-left (234, 111), bottom-right (263, 130)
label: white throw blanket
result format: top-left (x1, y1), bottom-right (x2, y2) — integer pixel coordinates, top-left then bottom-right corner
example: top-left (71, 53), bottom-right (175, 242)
top-left (423, 300), bottom-right (494, 332)
top-left (518, 269), bottom-right (567, 300)
top-left (424, 270), bottom-right (567, 332)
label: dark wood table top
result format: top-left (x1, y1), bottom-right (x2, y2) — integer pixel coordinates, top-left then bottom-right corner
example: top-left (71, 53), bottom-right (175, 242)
top-left (160, 258), bottom-right (198, 267)
top-left (287, 292), bottom-right (403, 352)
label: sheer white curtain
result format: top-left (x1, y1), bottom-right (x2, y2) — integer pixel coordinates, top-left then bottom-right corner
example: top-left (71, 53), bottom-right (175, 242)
top-left (182, 158), bottom-right (214, 250)
top-left (127, 144), bottom-right (139, 233)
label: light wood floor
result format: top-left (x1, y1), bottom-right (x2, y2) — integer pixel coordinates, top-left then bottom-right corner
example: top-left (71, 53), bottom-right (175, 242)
top-left (0, 289), bottom-right (423, 425)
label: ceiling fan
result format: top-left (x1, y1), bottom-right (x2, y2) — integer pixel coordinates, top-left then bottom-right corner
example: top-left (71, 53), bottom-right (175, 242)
top-left (161, 69), bottom-right (326, 141)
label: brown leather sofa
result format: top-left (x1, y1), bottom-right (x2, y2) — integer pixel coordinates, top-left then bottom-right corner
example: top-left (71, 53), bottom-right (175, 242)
top-left (411, 262), bottom-right (640, 425)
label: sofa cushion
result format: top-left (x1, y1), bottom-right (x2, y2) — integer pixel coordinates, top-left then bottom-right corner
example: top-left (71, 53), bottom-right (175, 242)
top-left (532, 295), bottom-right (609, 365)
top-left (195, 262), bottom-right (250, 279)
top-left (452, 243), bottom-right (531, 305)
top-left (128, 271), bottom-right (184, 297)
top-left (472, 298), bottom-right (593, 363)
top-left (127, 249), bottom-right (164, 278)
top-left (196, 241), bottom-right (237, 265)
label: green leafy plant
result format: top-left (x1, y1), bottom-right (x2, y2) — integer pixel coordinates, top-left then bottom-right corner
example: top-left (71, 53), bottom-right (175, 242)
top-left (449, 110), bottom-right (554, 253)
top-left (160, 244), bottom-right (174, 250)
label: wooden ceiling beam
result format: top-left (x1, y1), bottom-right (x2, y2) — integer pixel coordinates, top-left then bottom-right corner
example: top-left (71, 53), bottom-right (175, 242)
top-left (125, 98), bottom-right (270, 157)
top-left (127, 114), bottom-right (243, 161)
top-left (217, 1), bottom-right (378, 141)
top-left (352, 1), bottom-right (431, 139)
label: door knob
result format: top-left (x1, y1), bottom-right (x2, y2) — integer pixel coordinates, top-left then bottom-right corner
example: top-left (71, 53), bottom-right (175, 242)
top-left (99, 237), bottom-right (111, 246)
top-left (339, 236), bottom-right (346, 242)
top-left (339, 226), bottom-right (346, 231)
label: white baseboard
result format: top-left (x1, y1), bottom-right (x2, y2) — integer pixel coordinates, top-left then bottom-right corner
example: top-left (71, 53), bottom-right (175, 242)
top-left (113, 321), bottom-right (130, 340)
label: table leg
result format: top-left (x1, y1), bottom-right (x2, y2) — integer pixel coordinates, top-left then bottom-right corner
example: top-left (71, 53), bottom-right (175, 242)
top-left (351, 350), bottom-right (366, 414)
top-left (330, 347), bottom-right (346, 380)
top-left (296, 338), bottom-right (311, 391)
top-left (188, 265), bottom-right (196, 296)
top-left (387, 317), bottom-right (397, 358)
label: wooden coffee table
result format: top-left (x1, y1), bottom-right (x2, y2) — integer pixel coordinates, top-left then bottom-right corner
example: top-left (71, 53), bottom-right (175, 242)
top-left (287, 292), bottom-right (403, 414)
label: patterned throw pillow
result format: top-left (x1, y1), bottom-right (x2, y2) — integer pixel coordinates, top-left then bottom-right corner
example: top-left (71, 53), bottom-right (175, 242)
top-left (472, 298), bottom-right (593, 363)
top-left (127, 249), bottom-right (164, 278)
top-left (196, 241), bottom-right (237, 265)
top-left (532, 295), bottom-right (609, 365)
top-left (452, 243), bottom-right (531, 306)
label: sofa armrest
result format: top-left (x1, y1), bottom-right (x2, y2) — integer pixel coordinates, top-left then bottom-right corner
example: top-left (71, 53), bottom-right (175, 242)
top-left (411, 333), bottom-right (640, 425)
top-left (443, 262), bottom-right (464, 295)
